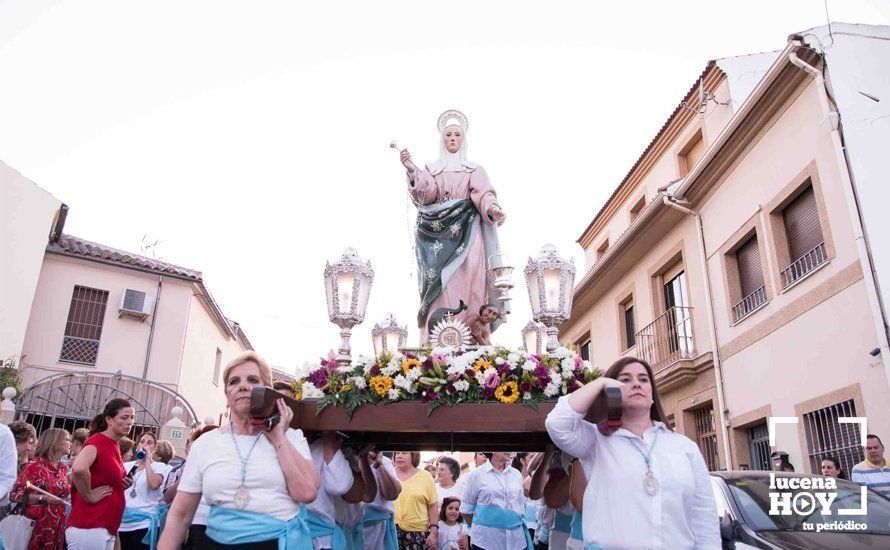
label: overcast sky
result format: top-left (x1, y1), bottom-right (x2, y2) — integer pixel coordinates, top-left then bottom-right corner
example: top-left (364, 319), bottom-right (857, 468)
top-left (2, 1), bottom-right (887, 371)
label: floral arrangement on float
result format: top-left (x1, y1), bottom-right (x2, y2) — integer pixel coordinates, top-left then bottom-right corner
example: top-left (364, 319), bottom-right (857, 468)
top-left (290, 346), bottom-right (600, 416)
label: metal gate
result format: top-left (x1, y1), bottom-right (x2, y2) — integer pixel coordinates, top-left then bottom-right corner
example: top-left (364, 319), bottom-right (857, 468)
top-left (15, 371), bottom-right (198, 436)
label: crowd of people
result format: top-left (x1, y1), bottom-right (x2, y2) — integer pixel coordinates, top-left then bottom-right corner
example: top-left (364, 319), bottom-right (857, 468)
top-left (0, 350), bottom-right (888, 549)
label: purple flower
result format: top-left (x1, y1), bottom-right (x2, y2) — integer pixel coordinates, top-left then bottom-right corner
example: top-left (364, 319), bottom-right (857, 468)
top-left (370, 365), bottom-right (381, 376)
top-left (519, 381), bottom-right (532, 393)
top-left (420, 390), bottom-right (441, 403)
top-left (422, 357), bottom-right (435, 371)
top-left (307, 368), bottom-right (329, 388)
top-left (484, 373), bottom-right (501, 391)
top-left (445, 383), bottom-right (456, 395)
top-left (535, 373), bottom-right (551, 390)
top-left (574, 356), bottom-right (583, 368)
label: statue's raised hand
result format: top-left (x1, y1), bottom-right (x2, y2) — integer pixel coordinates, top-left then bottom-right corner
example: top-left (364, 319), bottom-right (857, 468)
top-left (400, 149), bottom-right (418, 174)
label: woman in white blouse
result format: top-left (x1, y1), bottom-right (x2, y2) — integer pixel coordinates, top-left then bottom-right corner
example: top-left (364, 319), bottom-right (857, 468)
top-left (157, 351), bottom-right (320, 550)
top-left (119, 431), bottom-right (172, 550)
top-left (459, 452), bottom-right (530, 550)
top-left (545, 356), bottom-right (720, 550)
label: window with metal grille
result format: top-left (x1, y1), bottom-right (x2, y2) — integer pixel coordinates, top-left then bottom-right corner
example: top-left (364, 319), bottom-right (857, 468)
top-left (802, 399), bottom-right (864, 477)
top-left (694, 404), bottom-right (720, 471)
top-left (59, 286), bottom-right (109, 365)
top-left (733, 236), bottom-right (767, 321)
top-left (747, 422), bottom-right (771, 471)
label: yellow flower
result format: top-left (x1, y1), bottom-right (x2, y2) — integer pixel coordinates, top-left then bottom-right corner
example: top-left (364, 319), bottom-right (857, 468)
top-left (494, 381), bottom-right (520, 404)
top-left (402, 358), bottom-right (421, 374)
top-left (473, 359), bottom-right (493, 373)
top-left (370, 376), bottom-right (394, 397)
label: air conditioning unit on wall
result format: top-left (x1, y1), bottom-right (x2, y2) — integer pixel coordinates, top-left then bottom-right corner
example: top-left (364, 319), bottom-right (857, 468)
top-left (119, 289), bottom-right (154, 320)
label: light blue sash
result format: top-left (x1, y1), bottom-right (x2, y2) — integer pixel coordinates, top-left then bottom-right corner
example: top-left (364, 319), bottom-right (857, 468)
top-left (306, 511), bottom-right (346, 550)
top-left (121, 505), bottom-right (168, 550)
top-left (206, 505), bottom-right (313, 550)
top-left (472, 504), bottom-right (533, 549)
top-left (569, 511), bottom-right (583, 542)
top-left (340, 520), bottom-right (363, 550)
top-left (523, 503), bottom-right (538, 528)
top-left (362, 507), bottom-right (397, 550)
top-left (0, 530), bottom-right (5, 550)
top-left (553, 510), bottom-right (573, 534)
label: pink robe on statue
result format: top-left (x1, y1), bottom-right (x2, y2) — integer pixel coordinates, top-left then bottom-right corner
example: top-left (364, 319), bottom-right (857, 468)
top-left (409, 165), bottom-right (500, 334)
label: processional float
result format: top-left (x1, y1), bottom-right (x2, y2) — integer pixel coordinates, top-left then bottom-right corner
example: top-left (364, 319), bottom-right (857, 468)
top-left (251, 110), bottom-right (621, 451)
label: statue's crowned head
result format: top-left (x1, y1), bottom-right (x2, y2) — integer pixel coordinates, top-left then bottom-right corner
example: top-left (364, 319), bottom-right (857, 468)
top-left (429, 109), bottom-right (476, 175)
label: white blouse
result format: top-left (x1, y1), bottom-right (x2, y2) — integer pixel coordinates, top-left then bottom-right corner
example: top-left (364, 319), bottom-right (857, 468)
top-left (545, 395), bottom-right (721, 549)
top-left (459, 462), bottom-right (527, 550)
top-left (120, 460), bottom-right (173, 532)
top-left (177, 427), bottom-right (312, 522)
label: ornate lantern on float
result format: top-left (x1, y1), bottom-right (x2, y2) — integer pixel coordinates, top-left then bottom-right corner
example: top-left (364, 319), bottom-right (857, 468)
top-left (524, 244), bottom-right (575, 352)
top-left (521, 320), bottom-right (547, 355)
top-left (371, 313), bottom-right (408, 356)
top-left (486, 253), bottom-right (514, 314)
top-left (324, 248), bottom-right (374, 365)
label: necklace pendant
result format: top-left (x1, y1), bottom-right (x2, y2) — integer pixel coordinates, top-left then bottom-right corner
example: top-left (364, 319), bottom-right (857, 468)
top-left (129, 488), bottom-right (137, 498)
top-left (643, 470), bottom-right (660, 496)
top-left (234, 484), bottom-right (250, 509)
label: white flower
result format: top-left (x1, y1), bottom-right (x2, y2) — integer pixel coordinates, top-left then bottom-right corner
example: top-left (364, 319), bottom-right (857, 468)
top-left (550, 372), bottom-right (563, 386)
top-left (301, 382), bottom-right (324, 399)
top-left (387, 388), bottom-right (401, 400)
top-left (453, 379), bottom-right (470, 392)
top-left (495, 357), bottom-right (505, 365)
top-left (543, 381), bottom-right (560, 398)
top-left (474, 370), bottom-right (486, 385)
top-left (521, 358), bottom-right (536, 372)
top-left (351, 377), bottom-right (367, 390)
top-left (507, 353), bottom-right (521, 366)
top-left (394, 374), bottom-right (411, 390)
top-left (450, 355), bottom-right (469, 373)
top-left (523, 392), bottom-right (533, 401)
top-left (406, 368), bottom-right (421, 382)
top-left (482, 367), bottom-right (498, 380)
top-left (382, 363), bottom-right (400, 377)
top-left (552, 346), bottom-right (573, 359)
top-left (431, 346), bottom-right (456, 356)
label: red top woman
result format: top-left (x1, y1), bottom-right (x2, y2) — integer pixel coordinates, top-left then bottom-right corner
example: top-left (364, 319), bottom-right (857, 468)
top-left (10, 428), bottom-right (72, 550)
top-left (67, 398), bottom-right (136, 550)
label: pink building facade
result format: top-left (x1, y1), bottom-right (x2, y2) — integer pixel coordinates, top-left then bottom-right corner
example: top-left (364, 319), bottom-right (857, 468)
top-left (562, 24), bottom-right (890, 475)
top-left (16, 226), bottom-right (252, 437)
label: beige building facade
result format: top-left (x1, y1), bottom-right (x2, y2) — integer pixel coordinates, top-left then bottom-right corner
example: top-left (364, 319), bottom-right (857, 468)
top-left (563, 25), bottom-right (890, 476)
top-left (10, 203), bottom-right (253, 443)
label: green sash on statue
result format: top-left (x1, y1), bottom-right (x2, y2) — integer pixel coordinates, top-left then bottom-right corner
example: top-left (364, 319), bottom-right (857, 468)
top-left (415, 198), bottom-right (477, 327)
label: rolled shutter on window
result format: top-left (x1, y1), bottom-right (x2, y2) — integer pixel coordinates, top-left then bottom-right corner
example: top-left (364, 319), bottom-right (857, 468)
top-left (736, 235), bottom-right (764, 298)
top-left (783, 186), bottom-right (823, 262)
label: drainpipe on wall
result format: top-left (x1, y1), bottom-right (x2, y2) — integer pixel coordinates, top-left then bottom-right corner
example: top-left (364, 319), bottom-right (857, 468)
top-left (788, 51), bottom-right (890, 384)
top-left (142, 275), bottom-right (163, 380)
top-left (662, 194), bottom-right (734, 470)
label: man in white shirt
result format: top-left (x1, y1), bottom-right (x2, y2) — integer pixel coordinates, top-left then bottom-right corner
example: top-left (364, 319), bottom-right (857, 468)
top-left (461, 452), bottom-right (529, 550)
top-left (307, 433), bottom-right (354, 550)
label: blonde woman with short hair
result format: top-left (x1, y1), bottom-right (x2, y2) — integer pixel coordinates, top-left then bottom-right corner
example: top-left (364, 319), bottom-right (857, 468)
top-left (158, 351), bottom-right (320, 549)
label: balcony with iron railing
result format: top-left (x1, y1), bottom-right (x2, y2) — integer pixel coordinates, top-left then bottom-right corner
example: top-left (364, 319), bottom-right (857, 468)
top-left (635, 306), bottom-right (696, 374)
top-left (732, 285), bottom-right (767, 323)
top-left (781, 242), bottom-right (827, 289)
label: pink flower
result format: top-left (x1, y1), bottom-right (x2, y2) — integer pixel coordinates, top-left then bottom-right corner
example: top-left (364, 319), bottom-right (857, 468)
top-left (484, 373), bottom-right (501, 390)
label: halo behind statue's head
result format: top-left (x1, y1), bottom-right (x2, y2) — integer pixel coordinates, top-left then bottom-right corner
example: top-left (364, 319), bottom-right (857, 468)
top-left (437, 109), bottom-right (469, 134)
